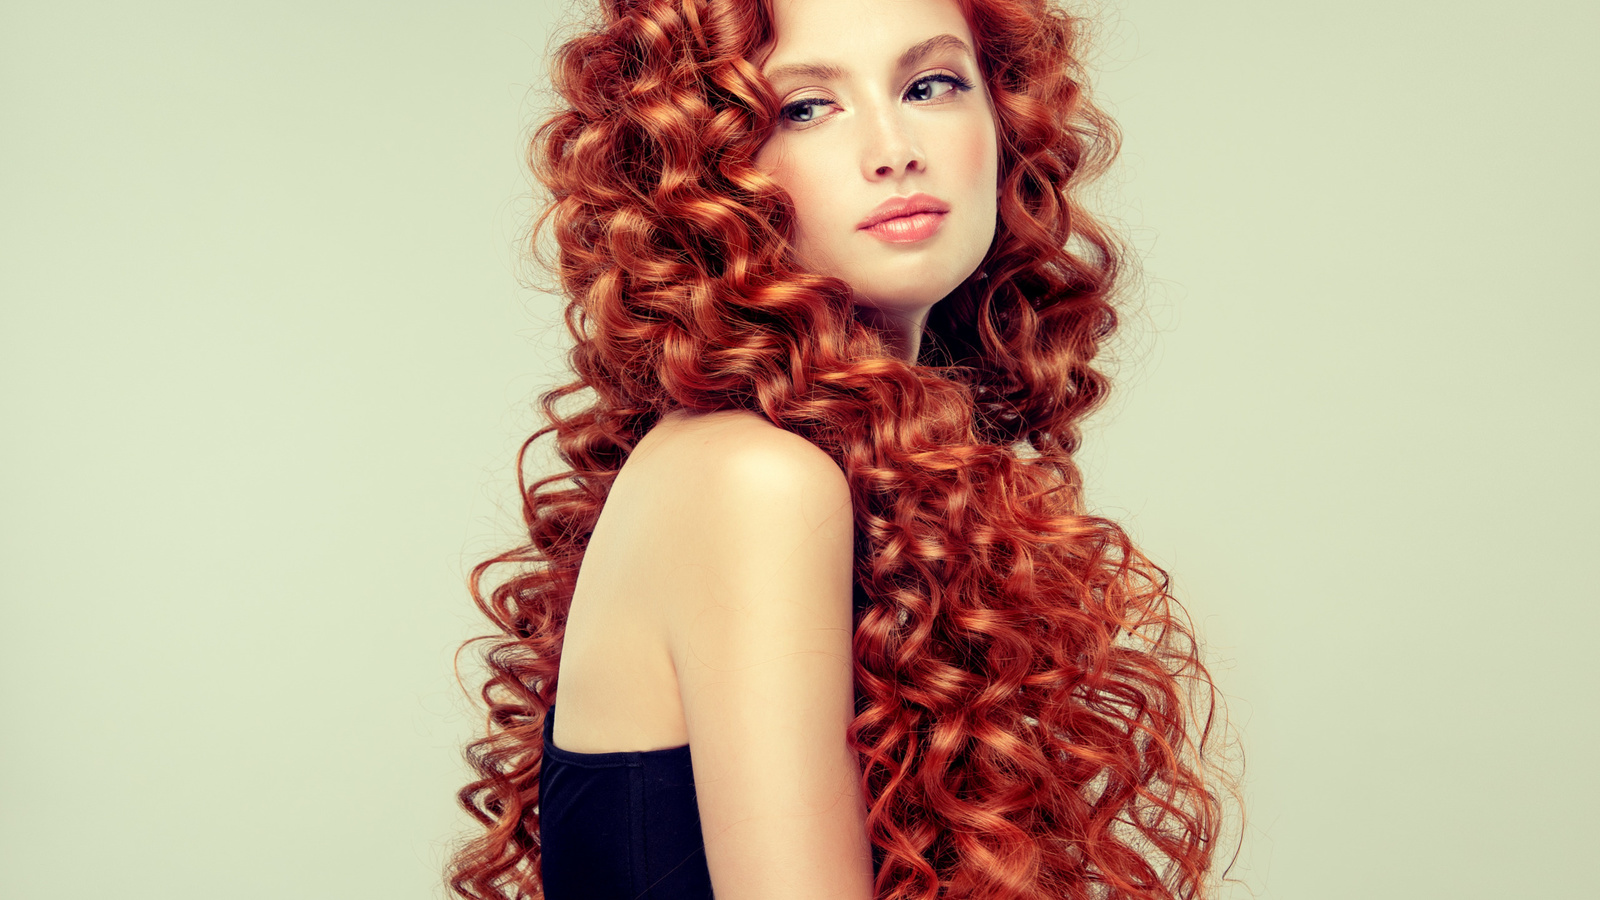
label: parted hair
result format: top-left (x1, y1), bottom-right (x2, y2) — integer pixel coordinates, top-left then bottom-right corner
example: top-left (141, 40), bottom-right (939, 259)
top-left (449, 0), bottom-right (1237, 897)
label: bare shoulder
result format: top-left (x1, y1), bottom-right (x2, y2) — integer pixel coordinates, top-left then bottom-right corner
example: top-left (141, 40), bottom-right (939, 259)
top-left (555, 409), bottom-right (856, 761)
top-left (609, 407), bottom-right (855, 626)
top-left (625, 409), bottom-right (851, 540)
top-left (640, 408), bottom-right (847, 494)
top-left (639, 406), bottom-right (851, 573)
top-left (631, 409), bottom-right (872, 898)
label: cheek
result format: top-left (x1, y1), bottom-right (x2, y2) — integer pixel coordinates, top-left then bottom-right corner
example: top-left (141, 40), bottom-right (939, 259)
top-left (948, 117), bottom-right (1000, 249)
top-left (765, 153), bottom-right (843, 252)
top-left (952, 117), bottom-right (1000, 193)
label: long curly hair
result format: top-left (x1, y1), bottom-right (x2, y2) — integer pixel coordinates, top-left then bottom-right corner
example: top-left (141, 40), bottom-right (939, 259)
top-left (448, 0), bottom-right (1239, 897)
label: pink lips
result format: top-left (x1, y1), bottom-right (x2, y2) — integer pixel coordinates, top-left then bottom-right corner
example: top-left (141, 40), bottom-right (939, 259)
top-left (858, 192), bottom-right (951, 244)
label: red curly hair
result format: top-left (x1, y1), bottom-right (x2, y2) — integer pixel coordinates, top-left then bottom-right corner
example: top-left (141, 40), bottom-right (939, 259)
top-left (448, 0), bottom-right (1238, 897)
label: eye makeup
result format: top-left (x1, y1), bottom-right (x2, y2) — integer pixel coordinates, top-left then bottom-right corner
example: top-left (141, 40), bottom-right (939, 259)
top-left (778, 72), bottom-right (976, 126)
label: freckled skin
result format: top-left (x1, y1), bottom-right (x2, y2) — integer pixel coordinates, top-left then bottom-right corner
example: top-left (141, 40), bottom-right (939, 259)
top-left (754, 0), bottom-right (1001, 363)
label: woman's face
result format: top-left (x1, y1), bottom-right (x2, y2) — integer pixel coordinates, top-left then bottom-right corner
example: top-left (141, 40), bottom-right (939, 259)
top-left (754, 0), bottom-right (1000, 333)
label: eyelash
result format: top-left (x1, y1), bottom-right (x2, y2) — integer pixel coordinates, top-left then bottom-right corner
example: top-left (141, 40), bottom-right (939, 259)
top-left (778, 73), bottom-right (975, 126)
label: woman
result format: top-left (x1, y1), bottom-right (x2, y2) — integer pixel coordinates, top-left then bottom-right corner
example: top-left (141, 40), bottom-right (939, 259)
top-left (450, 0), bottom-right (1234, 897)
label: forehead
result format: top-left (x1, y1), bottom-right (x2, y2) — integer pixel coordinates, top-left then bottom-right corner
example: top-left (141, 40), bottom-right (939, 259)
top-left (760, 0), bottom-right (975, 73)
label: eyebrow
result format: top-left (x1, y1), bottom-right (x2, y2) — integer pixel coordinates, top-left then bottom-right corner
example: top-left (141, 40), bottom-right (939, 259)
top-left (764, 33), bottom-right (976, 86)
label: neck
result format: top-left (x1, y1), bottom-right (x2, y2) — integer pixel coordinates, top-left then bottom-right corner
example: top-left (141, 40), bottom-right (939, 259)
top-left (854, 304), bottom-right (929, 365)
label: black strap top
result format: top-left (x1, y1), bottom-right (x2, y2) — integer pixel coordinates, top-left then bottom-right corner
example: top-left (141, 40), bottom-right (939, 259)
top-left (539, 703), bottom-right (713, 900)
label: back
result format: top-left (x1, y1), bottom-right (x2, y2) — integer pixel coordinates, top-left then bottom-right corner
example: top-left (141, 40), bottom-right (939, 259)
top-left (551, 409), bottom-right (875, 900)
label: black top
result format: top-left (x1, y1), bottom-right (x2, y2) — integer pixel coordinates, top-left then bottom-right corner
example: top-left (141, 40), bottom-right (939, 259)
top-left (539, 703), bottom-right (712, 900)
top-left (538, 583), bottom-right (874, 899)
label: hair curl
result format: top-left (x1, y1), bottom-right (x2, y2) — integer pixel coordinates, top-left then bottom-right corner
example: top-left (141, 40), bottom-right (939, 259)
top-left (448, 0), bottom-right (1239, 897)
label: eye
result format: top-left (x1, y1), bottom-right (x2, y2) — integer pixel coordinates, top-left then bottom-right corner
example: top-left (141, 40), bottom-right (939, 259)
top-left (779, 97), bottom-right (835, 124)
top-left (905, 72), bottom-right (974, 103)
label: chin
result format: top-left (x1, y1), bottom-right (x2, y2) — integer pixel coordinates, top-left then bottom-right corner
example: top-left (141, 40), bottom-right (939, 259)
top-left (852, 287), bottom-right (941, 312)
top-left (849, 271), bottom-right (971, 310)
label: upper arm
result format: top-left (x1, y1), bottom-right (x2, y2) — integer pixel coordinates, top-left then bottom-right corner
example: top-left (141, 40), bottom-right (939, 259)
top-left (658, 424), bottom-right (873, 900)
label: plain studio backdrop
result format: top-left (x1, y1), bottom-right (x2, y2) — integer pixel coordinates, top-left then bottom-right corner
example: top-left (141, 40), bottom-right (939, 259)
top-left (2, 1), bottom-right (1594, 897)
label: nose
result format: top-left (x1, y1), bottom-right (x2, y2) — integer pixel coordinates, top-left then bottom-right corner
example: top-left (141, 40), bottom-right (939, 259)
top-left (862, 104), bottom-right (924, 180)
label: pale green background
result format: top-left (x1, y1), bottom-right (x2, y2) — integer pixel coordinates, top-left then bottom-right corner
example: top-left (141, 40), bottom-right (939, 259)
top-left (2, 1), bottom-right (1595, 898)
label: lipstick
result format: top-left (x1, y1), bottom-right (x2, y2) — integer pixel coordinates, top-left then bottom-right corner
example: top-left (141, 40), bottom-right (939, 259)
top-left (858, 192), bottom-right (951, 244)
